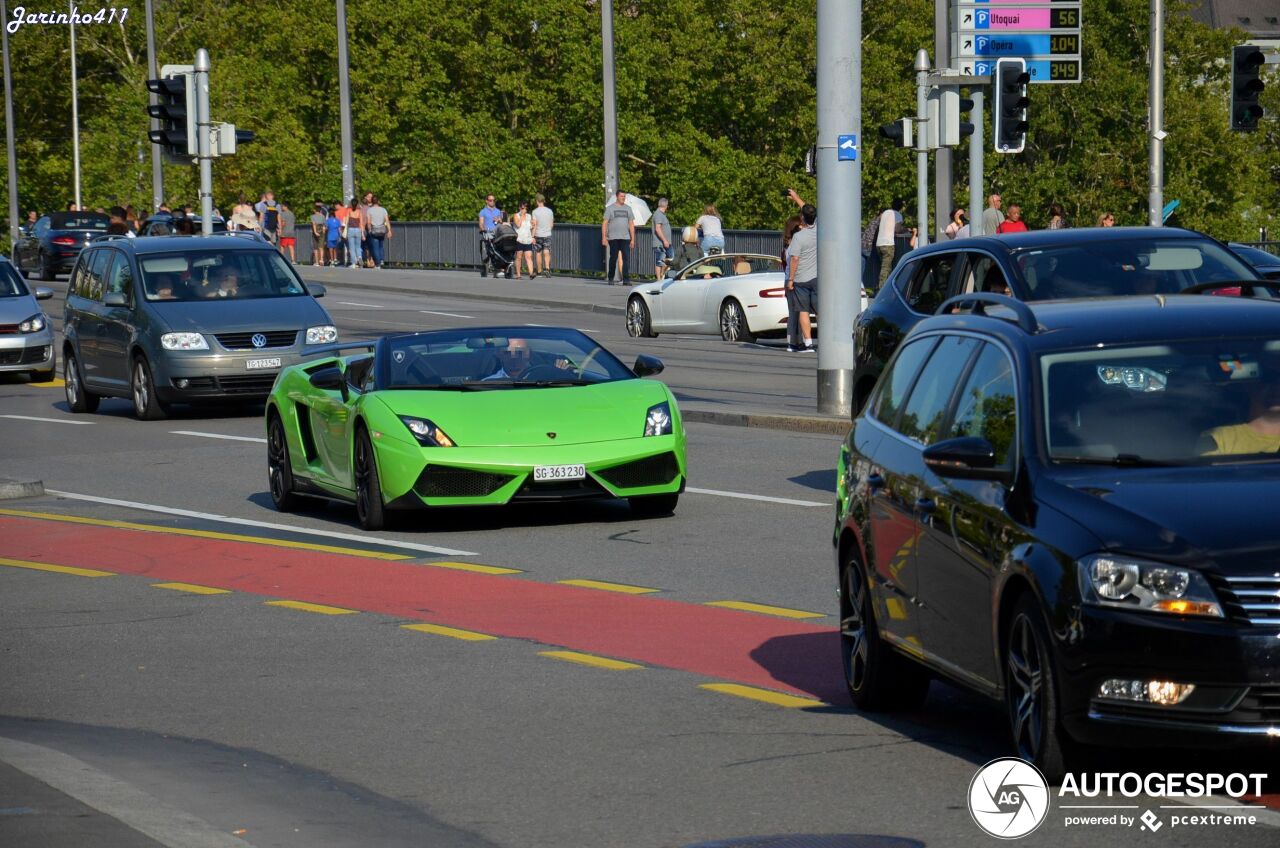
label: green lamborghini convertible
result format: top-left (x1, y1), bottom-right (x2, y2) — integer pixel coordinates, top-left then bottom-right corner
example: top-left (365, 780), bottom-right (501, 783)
top-left (265, 326), bottom-right (687, 530)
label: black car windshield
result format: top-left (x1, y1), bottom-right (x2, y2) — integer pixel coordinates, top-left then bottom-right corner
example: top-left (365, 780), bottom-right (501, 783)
top-left (138, 250), bottom-right (309, 301)
top-left (1013, 238), bottom-right (1257, 300)
top-left (1042, 338), bottom-right (1280, 464)
top-left (381, 328), bottom-right (634, 389)
top-left (48, 212), bottom-right (109, 230)
top-left (0, 263), bottom-right (28, 297)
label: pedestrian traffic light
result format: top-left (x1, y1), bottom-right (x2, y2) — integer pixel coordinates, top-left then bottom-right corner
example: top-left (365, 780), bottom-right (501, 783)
top-left (993, 58), bottom-right (1030, 154)
top-left (1230, 45), bottom-right (1266, 131)
top-left (879, 118), bottom-right (913, 149)
top-left (146, 64), bottom-right (195, 161)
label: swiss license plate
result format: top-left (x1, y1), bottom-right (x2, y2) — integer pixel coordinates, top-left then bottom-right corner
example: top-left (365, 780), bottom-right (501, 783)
top-left (246, 357), bottom-right (282, 370)
top-left (533, 464), bottom-right (586, 482)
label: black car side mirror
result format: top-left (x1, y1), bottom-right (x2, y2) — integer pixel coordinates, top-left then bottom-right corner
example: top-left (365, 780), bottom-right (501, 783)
top-left (633, 354), bottom-right (665, 377)
top-left (308, 283), bottom-right (326, 298)
top-left (103, 292), bottom-right (128, 307)
top-left (34, 287), bottom-right (53, 300)
top-left (922, 437), bottom-right (1011, 483)
top-left (309, 365), bottom-right (348, 399)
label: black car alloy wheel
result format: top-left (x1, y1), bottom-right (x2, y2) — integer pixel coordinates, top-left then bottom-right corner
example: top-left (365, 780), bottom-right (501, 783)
top-left (1005, 595), bottom-right (1070, 780)
top-left (267, 415), bottom-right (298, 511)
top-left (354, 429), bottom-right (386, 531)
top-left (842, 564), bottom-right (871, 695)
top-left (840, 551), bottom-right (930, 711)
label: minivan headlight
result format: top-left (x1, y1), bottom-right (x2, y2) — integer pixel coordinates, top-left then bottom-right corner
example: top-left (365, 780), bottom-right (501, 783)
top-left (306, 325), bottom-right (338, 345)
top-left (1078, 554), bottom-right (1223, 618)
top-left (644, 402), bottom-right (672, 437)
top-left (160, 332), bottom-right (209, 350)
top-left (18, 313), bottom-right (45, 333)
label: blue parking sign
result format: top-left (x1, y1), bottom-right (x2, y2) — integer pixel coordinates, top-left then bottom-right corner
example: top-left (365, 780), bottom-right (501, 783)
top-left (837, 134), bottom-right (858, 161)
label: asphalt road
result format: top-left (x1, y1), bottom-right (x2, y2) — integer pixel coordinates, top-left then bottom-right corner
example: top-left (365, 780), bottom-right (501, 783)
top-left (1, 273), bottom-right (1277, 848)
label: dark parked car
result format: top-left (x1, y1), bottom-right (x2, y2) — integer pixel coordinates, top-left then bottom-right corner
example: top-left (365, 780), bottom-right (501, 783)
top-left (1229, 243), bottom-right (1280, 281)
top-left (852, 227), bottom-right (1262, 413)
top-left (139, 213), bottom-right (229, 236)
top-left (62, 235), bottom-right (334, 419)
top-left (834, 292), bottom-right (1280, 780)
top-left (11, 211), bottom-right (110, 280)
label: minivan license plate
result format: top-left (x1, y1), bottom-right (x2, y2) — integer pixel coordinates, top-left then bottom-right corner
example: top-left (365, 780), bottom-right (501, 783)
top-left (246, 358), bottom-right (282, 370)
top-left (533, 464), bottom-right (586, 482)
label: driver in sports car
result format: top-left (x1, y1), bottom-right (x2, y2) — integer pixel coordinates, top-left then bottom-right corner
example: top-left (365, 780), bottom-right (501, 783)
top-left (482, 338), bottom-right (572, 381)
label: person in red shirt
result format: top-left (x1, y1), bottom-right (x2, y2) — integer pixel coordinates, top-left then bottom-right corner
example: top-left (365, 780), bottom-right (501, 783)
top-left (996, 204), bottom-right (1029, 235)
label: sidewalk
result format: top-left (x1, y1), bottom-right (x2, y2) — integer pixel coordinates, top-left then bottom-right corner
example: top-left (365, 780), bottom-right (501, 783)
top-left (296, 265), bottom-right (852, 435)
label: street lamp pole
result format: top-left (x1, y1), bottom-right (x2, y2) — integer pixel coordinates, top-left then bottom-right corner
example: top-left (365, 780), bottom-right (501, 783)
top-left (69, 0), bottom-right (81, 209)
top-left (2, 0), bottom-right (20, 243)
top-left (335, 0), bottom-right (355, 206)
top-left (600, 0), bottom-right (619, 203)
top-left (1148, 0), bottom-right (1164, 227)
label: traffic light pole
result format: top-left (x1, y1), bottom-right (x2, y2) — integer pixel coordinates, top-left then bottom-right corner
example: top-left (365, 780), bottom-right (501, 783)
top-left (194, 49), bottom-right (213, 236)
top-left (969, 90), bottom-right (983, 236)
top-left (915, 50), bottom-right (930, 249)
top-left (1148, 0), bottom-right (1164, 227)
top-left (145, 0), bottom-right (162, 211)
top-left (601, 0), bottom-right (619, 204)
top-left (336, 0), bottom-right (355, 207)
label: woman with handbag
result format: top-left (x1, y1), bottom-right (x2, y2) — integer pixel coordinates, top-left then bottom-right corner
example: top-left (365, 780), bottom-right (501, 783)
top-left (365, 197), bottom-right (392, 269)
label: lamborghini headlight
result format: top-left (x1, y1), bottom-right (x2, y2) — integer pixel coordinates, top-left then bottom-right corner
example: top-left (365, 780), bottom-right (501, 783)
top-left (400, 416), bottom-right (456, 447)
top-left (1078, 554), bottom-right (1223, 618)
top-left (644, 402), bottom-right (672, 437)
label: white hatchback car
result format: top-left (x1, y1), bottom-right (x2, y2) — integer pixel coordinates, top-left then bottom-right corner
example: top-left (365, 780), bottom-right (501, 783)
top-left (0, 257), bottom-right (56, 380)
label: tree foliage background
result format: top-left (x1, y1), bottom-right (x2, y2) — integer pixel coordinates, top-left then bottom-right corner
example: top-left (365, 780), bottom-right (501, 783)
top-left (2, 0), bottom-right (1276, 238)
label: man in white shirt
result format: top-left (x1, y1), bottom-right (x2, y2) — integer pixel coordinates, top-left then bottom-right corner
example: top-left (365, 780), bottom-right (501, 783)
top-left (875, 200), bottom-right (905, 289)
top-left (531, 195), bottom-right (555, 279)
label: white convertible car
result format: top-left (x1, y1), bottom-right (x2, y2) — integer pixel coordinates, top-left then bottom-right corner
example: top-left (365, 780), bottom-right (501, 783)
top-left (625, 253), bottom-right (866, 343)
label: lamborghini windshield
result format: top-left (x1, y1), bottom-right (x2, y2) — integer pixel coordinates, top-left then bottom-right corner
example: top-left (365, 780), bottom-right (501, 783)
top-left (380, 328), bottom-right (634, 389)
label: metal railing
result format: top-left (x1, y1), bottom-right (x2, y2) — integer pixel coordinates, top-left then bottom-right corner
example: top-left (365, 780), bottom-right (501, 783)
top-left (285, 221), bottom-right (783, 277)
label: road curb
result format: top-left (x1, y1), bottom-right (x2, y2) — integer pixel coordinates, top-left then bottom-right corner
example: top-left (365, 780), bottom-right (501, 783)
top-left (0, 478), bottom-right (44, 500)
top-left (298, 272), bottom-right (629, 316)
top-left (682, 410), bottom-right (850, 435)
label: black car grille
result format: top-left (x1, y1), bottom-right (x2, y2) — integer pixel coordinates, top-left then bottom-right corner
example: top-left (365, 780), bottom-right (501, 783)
top-left (0, 346), bottom-right (49, 365)
top-left (1228, 687), bottom-right (1280, 724)
top-left (511, 475), bottom-right (612, 502)
top-left (215, 330), bottom-right (298, 350)
top-left (596, 452), bottom-right (680, 489)
top-left (414, 466), bottom-right (514, 499)
top-left (1210, 574), bottom-right (1280, 625)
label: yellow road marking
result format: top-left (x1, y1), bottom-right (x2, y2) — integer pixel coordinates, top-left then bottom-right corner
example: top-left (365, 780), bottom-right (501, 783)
top-left (704, 600), bottom-right (824, 619)
top-left (699, 683), bottom-right (825, 709)
top-left (557, 578), bottom-right (658, 595)
top-left (152, 582), bottom-right (231, 595)
top-left (401, 623), bottom-right (497, 641)
top-left (0, 508), bottom-right (411, 561)
top-left (29, 378), bottom-right (66, 388)
top-left (265, 600), bottom-right (357, 616)
top-left (538, 650), bottom-right (644, 670)
top-left (426, 560), bottom-right (522, 575)
top-left (0, 556), bottom-right (114, 578)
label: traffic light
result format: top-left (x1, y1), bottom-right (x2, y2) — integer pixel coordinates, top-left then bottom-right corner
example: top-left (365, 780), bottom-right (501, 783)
top-left (146, 64), bottom-right (195, 161)
top-left (1230, 45), bottom-right (1266, 131)
top-left (879, 118), bottom-right (913, 148)
top-left (934, 86), bottom-right (976, 148)
top-left (212, 123), bottom-right (258, 156)
top-left (993, 58), bottom-right (1030, 154)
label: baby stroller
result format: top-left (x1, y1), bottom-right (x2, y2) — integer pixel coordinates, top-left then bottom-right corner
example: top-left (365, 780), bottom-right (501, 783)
top-left (481, 223), bottom-right (519, 278)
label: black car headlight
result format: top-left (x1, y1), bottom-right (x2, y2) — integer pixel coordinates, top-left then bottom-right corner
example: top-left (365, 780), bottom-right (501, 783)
top-left (18, 313), bottom-right (45, 333)
top-left (644, 402), bottom-right (672, 437)
top-left (1077, 554), bottom-right (1223, 618)
top-left (400, 416), bottom-right (456, 447)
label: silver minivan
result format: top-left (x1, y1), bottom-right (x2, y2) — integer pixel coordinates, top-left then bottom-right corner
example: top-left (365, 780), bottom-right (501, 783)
top-left (63, 235), bottom-right (334, 419)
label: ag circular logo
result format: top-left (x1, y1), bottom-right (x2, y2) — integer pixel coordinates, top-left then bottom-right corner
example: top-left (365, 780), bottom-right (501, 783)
top-left (968, 758), bottom-right (1050, 839)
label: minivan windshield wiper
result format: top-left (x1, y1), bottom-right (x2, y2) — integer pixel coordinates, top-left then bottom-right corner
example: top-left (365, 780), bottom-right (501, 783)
top-left (1052, 454), bottom-right (1183, 467)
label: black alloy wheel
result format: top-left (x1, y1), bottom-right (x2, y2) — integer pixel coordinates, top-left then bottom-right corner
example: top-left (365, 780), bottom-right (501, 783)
top-left (267, 414), bottom-right (299, 512)
top-left (39, 252), bottom-right (54, 281)
top-left (719, 298), bottom-right (756, 343)
top-left (628, 492), bottom-right (679, 517)
top-left (131, 356), bottom-right (169, 420)
top-left (626, 296), bottom-right (656, 338)
top-left (354, 428), bottom-right (386, 531)
top-left (1005, 595), bottom-right (1071, 781)
top-left (64, 350), bottom-right (99, 413)
top-left (840, 551), bottom-right (930, 711)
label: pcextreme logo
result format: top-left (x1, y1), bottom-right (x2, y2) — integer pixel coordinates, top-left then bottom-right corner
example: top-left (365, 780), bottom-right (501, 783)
top-left (968, 758), bottom-right (1051, 839)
